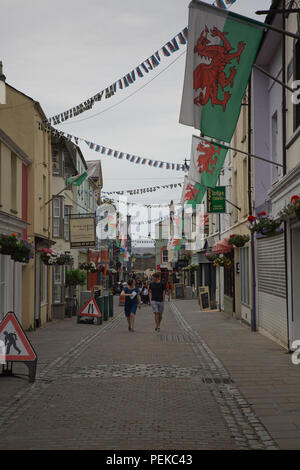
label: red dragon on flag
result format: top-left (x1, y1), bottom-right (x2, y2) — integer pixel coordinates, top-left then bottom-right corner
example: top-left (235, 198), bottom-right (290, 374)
top-left (184, 183), bottom-right (202, 202)
top-left (193, 26), bottom-right (245, 111)
top-left (196, 141), bottom-right (221, 175)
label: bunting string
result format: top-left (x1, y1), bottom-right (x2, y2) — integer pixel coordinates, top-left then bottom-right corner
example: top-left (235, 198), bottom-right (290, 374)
top-left (38, 122), bottom-right (186, 171)
top-left (45, 27), bottom-right (189, 126)
top-left (102, 181), bottom-right (183, 195)
top-left (45, 0), bottom-right (236, 126)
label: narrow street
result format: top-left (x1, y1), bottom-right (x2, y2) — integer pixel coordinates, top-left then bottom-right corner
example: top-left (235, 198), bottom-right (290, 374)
top-left (1, 299), bottom-right (299, 450)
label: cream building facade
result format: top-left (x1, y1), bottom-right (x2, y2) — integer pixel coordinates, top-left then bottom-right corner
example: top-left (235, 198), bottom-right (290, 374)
top-left (0, 65), bottom-right (52, 329)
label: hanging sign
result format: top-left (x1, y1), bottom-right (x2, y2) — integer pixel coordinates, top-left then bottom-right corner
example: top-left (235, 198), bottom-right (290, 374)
top-left (207, 186), bottom-right (226, 213)
top-left (69, 215), bottom-right (96, 248)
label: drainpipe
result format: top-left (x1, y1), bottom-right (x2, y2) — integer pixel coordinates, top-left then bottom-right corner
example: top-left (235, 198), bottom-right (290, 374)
top-left (248, 77), bottom-right (256, 332)
top-left (282, 3), bottom-right (290, 349)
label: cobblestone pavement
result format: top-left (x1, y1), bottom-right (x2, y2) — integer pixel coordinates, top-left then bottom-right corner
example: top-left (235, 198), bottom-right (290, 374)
top-left (0, 299), bottom-right (287, 450)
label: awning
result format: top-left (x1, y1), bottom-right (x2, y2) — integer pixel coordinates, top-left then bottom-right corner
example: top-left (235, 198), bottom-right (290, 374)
top-left (212, 238), bottom-right (233, 254)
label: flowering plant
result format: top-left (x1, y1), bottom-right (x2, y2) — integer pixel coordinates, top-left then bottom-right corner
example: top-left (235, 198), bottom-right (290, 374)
top-left (205, 253), bottom-right (218, 262)
top-left (212, 254), bottom-right (232, 268)
top-left (228, 234), bottom-right (250, 248)
top-left (56, 252), bottom-right (73, 265)
top-left (40, 249), bottom-right (60, 265)
top-left (79, 261), bottom-right (98, 273)
top-left (0, 232), bottom-right (19, 255)
top-left (279, 195), bottom-right (300, 220)
top-left (0, 233), bottom-right (34, 263)
top-left (248, 212), bottom-right (281, 237)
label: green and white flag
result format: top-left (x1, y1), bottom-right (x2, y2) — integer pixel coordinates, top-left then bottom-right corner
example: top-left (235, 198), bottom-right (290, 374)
top-left (186, 135), bottom-right (228, 204)
top-left (66, 162), bottom-right (98, 186)
top-left (179, 0), bottom-right (264, 143)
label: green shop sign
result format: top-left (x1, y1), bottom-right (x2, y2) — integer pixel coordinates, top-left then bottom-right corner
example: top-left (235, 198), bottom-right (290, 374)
top-left (207, 186), bottom-right (226, 213)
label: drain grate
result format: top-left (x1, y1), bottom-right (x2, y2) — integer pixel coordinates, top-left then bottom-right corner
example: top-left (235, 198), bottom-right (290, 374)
top-left (159, 334), bottom-right (191, 343)
top-left (202, 377), bottom-right (233, 385)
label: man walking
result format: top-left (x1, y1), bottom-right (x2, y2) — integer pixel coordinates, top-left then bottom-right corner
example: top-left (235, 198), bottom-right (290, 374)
top-left (149, 273), bottom-right (166, 332)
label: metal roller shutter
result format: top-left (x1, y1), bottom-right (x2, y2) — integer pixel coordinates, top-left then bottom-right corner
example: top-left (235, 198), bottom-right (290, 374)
top-left (257, 234), bottom-right (287, 346)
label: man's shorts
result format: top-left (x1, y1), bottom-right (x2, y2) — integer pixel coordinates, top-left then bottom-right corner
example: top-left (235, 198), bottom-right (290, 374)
top-left (151, 301), bottom-right (164, 315)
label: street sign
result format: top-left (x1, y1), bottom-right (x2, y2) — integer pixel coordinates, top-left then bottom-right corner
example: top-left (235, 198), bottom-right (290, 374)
top-left (78, 297), bottom-right (101, 318)
top-left (0, 313), bottom-right (37, 362)
top-left (207, 187), bottom-right (226, 213)
top-left (0, 312), bottom-right (37, 383)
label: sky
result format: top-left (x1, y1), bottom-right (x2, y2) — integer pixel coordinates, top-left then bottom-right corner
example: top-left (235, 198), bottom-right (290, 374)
top-left (1, 0), bottom-right (271, 240)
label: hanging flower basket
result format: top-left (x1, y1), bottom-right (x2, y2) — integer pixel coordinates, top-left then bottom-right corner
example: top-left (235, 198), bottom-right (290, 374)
top-left (79, 261), bottom-right (98, 273)
top-left (205, 253), bottom-right (218, 262)
top-left (11, 240), bottom-right (34, 264)
top-left (40, 249), bottom-right (60, 265)
top-left (248, 213), bottom-right (282, 237)
top-left (56, 252), bottom-right (73, 265)
top-left (228, 234), bottom-right (250, 248)
top-left (212, 254), bottom-right (232, 268)
top-left (279, 195), bottom-right (300, 221)
top-left (0, 233), bottom-right (34, 263)
top-left (0, 232), bottom-right (19, 255)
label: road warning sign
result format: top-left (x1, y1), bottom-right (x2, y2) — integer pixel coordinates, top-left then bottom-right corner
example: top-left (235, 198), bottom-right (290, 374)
top-left (0, 312), bottom-right (37, 362)
top-left (79, 297), bottom-right (101, 318)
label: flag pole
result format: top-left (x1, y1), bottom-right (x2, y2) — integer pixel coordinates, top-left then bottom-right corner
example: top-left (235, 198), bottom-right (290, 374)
top-left (195, 135), bottom-right (284, 168)
top-left (253, 64), bottom-right (295, 93)
top-left (44, 184), bottom-right (72, 206)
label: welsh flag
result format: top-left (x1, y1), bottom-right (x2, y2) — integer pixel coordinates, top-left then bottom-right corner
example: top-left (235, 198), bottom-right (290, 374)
top-left (179, 0), bottom-right (264, 143)
top-left (185, 135), bottom-right (228, 204)
top-left (66, 162), bottom-right (98, 186)
top-left (181, 175), bottom-right (206, 208)
top-left (66, 172), bottom-right (88, 186)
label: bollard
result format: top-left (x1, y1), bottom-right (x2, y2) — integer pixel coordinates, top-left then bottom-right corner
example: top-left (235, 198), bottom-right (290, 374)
top-left (94, 295), bottom-right (103, 325)
top-left (109, 294), bottom-right (114, 317)
top-left (103, 295), bottom-right (109, 321)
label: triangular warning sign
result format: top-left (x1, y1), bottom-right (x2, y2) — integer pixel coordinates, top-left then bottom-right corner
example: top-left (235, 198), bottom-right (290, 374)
top-left (79, 297), bottom-right (101, 318)
top-left (0, 313), bottom-right (37, 362)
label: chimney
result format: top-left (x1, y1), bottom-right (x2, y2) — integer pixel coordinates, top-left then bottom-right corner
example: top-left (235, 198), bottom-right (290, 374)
top-left (0, 61), bottom-right (6, 105)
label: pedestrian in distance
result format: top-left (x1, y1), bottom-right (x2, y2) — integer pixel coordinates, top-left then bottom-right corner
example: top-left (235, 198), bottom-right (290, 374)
top-left (166, 281), bottom-right (172, 301)
top-left (120, 278), bottom-right (142, 332)
top-left (141, 282), bottom-right (150, 305)
top-left (149, 273), bottom-right (166, 332)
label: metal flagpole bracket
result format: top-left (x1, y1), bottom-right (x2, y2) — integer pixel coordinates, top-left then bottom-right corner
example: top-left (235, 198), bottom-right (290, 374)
top-left (197, 135), bottom-right (284, 168)
top-left (253, 64), bottom-right (296, 93)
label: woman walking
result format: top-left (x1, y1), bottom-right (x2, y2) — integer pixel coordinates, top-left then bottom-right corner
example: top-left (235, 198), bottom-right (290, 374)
top-left (120, 278), bottom-right (141, 332)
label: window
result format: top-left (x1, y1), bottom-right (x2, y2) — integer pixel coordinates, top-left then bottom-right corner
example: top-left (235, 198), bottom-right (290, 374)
top-left (240, 247), bottom-right (250, 306)
top-left (52, 149), bottom-right (60, 175)
top-left (64, 205), bottom-right (71, 240)
top-left (53, 265), bottom-right (64, 304)
top-left (11, 153), bottom-right (17, 211)
top-left (43, 175), bottom-right (47, 229)
top-left (162, 250), bottom-right (168, 263)
top-left (53, 198), bottom-right (61, 237)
